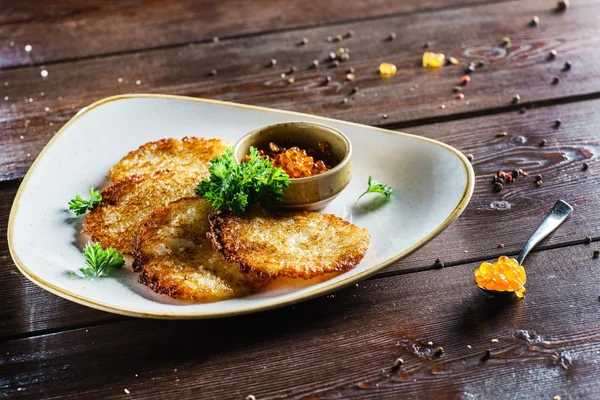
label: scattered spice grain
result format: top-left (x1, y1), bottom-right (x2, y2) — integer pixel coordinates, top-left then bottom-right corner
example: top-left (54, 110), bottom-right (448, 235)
top-left (453, 86), bottom-right (462, 93)
top-left (382, 114), bottom-right (389, 119)
top-left (593, 250), bottom-right (600, 259)
top-left (495, 183), bottom-right (504, 192)
top-left (331, 60), bottom-right (340, 67)
top-left (539, 139), bottom-right (547, 146)
top-left (460, 75), bottom-right (471, 85)
top-left (394, 358), bottom-right (404, 367)
top-left (269, 58), bottom-right (277, 67)
top-left (434, 258), bottom-right (445, 269)
top-left (448, 57), bottom-right (459, 65)
top-left (312, 60), bottom-right (320, 68)
top-left (496, 132), bottom-right (508, 137)
top-left (530, 16), bottom-right (540, 26)
top-left (536, 180), bottom-right (543, 187)
top-left (324, 75), bottom-right (332, 85)
top-left (300, 37), bottom-right (308, 45)
top-left (388, 32), bottom-right (397, 41)
top-left (346, 30), bottom-right (355, 38)
top-left (347, 67), bottom-right (355, 74)
top-left (512, 94), bottom-right (521, 104)
top-left (549, 49), bottom-right (558, 60)
top-left (554, 119), bottom-right (562, 127)
top-left (501, 37), bottom-right (511, 47)
top-left (584, 236), bottom-right (592, 244)
top-left (334, 34), bottom-right (343, 42)
top-left (552, 76), bottom-right (560, 85)
top-left (557, 0), bottom-right (569, 11)
top-left (466, 153), bottom-right (474, 162)
top-left (564, 61), bottom-right (572, 71)
top-left (582, 163), bottom-right (589, 171)
top-left (465, 62), bottom-right (476, 74)
top-left (498, 243), bottom-right (505, 248)
top-left (535, 174), bottom-right (542, 182)
top-left (519, 107), bottom-right (527, 114)
top-left (477, 60), bottom-right (485, 68)
top-left (481, 349), bottom-right (492, 361)
top-left (209, 69), bottom-right (217, 76)
top-left (435, 347), bottom-right (445, 356)
top-left (212, 36), bottom-right (220, 43)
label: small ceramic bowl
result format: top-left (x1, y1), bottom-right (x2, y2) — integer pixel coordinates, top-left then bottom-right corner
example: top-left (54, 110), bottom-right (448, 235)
top-left (234, 121), bottom-right (352, 211)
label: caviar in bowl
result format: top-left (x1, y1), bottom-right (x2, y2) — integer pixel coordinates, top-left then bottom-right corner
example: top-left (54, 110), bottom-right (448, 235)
top-left (234, 121), bottom-right (352, 211)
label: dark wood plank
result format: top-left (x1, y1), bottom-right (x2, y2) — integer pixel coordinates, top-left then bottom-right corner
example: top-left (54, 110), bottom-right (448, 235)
top-left (0, 180), bottom-right (119, 340)
top-left (2, 244), bottom-right (599, 399)
top-left (1, 0), bottom-right (598, 181)
top-left (0, 0), bottom-right (504, 69)
top-left (2, 97), bottom-right (600, 339)
top-left (388, 97), bottom-right (600, 272)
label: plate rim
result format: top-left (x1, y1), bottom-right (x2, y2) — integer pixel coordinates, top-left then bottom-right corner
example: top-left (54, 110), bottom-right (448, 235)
top-left (7, 93), bottom-right (475, 319)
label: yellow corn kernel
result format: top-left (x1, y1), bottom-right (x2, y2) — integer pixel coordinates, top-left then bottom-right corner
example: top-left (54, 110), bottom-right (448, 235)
top-left (379, 62), bottom-right (397, 77)
top-left (422, 52), bottom-right (445, 68)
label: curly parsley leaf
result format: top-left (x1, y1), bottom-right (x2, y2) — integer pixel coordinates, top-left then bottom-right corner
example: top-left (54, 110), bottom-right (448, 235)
top-left (357, 175), bottom-right (393, 202)
top-left (79, 243), bottom-right (125, 277)
top-left (68, 187), bottom-right (101, 216)
top-left (197, 147), bottom-right (290, 213)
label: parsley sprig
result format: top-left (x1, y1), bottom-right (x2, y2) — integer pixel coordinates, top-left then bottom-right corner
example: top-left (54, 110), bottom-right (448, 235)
top-left (80, 243), bottom-right (125, 277)
top-left (197, 147), bottom-right (290, 213)
top-left (357, 176), bottom-right (393, 201)
top-left (68, 188), bottom-right (101, 216)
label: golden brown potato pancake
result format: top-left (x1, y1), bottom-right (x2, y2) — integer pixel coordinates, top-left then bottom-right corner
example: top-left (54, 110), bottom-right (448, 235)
top-left (134, 197), bottom-right (268, 302)
top-left (208, 208), bottom-right (370, 279)
top-left (109, 137), bottom-right (230, 182)
top-left (82, 170), bottom-right (198, 253)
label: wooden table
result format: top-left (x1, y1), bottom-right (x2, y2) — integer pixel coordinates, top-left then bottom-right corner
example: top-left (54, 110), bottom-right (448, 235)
top-left (2, 0), bottom-right (600, 398)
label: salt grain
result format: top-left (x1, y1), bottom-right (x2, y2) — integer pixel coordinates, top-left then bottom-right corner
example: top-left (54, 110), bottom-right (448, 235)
top-left (45, 107), bottom-right (50, 112)
top-left (118, 78), bottom-right (123, 83)
top-left (19, 136), bottom-right (24, 140)
top-left (4, 96), bottom-right (8, 101)
top-left (24, 44), bottom-right (32, 52)
top-left (28, 98), bottom-right (33, 102)
top-left (40, 69), bottom-right (48, 77)
top-left (136, 80), bottom-right (141, 85)
top-left (9, 41), bottom-right (15, 47)
top-left (124, 389), bottom-right (130, 394)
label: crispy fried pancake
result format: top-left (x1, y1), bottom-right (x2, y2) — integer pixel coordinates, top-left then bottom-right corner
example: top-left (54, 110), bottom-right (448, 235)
top-left (82, 170), bottom-right (198, 253)
top-left (109, 137), bottom-right (230, 182)
top-left (208, 208), bottom-right (370, 279)
top-left (134, 197), bottom-right (267, 302)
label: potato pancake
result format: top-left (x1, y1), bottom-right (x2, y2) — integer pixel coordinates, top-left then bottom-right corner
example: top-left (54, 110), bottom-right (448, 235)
top-left (82, 170), bottom-right (198, 253)
top-left (134, 197), bottom-right (267, 302)
top-left (109, 137), bottom-right (230, 182)
top-left (208, 208), bottom-right (370, 279)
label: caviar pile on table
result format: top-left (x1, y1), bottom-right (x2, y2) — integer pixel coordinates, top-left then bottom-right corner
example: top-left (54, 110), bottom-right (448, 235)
top-left (251, 142), bottom-right (333, 178)
top-left (474, 255), bottom-right (527, 298)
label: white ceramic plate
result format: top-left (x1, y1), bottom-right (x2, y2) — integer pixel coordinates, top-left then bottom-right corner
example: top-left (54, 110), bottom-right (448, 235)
top-left (8, 94), bottom-right (474, 319)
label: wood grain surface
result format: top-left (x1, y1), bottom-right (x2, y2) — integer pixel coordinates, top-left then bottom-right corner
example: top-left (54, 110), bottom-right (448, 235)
top-left (2, 0), bottom-right (600, 398)
top-left (2, 244), bottom-right (599, 399)
top-left (1, 0), bottom-right (598, 181)
top-left (0, 0), bottom-right (505, 69)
